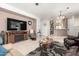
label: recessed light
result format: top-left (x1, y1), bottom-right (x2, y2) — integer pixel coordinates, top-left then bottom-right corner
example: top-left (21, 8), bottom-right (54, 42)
top-left (66, 7), bottom-right (70, 9)
top-left (35, 3), bottom-right (39, 6)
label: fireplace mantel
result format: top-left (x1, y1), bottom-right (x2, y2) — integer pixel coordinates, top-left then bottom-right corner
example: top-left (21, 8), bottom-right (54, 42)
top-left (5, 31), bottom-right (28, 44)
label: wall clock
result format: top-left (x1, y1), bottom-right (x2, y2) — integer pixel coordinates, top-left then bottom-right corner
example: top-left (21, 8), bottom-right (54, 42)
top-left (28, 21), bottom-right (32, 25)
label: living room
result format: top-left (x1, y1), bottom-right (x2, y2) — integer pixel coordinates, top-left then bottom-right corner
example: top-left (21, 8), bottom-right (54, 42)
top-left (0, 3), bottom-right (79, 56)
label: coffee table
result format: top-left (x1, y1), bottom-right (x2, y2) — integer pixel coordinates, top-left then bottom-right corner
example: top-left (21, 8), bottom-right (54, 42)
top-left (39, 37), bottom-right (53, 56)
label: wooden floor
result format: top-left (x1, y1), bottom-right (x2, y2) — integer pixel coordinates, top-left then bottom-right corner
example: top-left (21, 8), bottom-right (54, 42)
top-left (6, 36), bottom-right (66, 56)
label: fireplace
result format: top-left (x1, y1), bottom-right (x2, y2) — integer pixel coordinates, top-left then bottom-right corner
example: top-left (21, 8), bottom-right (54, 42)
top-left (5, 31), bottom-right (28, 44)
top-left (15, 35), bottom-right (24, 42)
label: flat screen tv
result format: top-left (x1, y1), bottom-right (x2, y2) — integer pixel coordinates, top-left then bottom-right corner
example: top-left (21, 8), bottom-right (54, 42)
top-left (7, 18), bottom-right (27, 31)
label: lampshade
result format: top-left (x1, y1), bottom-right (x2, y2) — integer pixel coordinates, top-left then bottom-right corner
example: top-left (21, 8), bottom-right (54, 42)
top-left (30, 29), bottom-right (34, 33)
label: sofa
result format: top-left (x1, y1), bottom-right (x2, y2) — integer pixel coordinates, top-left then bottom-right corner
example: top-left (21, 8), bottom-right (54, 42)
top-left (64, 35), bottom-right (79, 56)
top-left (64, 35), bottom-right (79, 49)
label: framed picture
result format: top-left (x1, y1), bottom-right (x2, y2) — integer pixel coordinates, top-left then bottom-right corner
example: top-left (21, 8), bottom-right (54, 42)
top-left (28, 21), bottom-right (32, 25)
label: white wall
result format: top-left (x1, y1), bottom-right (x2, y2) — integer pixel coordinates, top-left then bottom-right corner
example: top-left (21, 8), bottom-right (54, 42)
top-left (0, 3), bottom-right (38, 19)
top-left (68, 16), bottom-right (79, 36)
top-left (36, 18), bottom-right (41, 37)
top-left (40, 19), bottom-right (50, 36)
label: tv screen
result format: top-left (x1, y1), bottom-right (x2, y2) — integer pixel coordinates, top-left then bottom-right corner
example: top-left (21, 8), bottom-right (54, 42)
top-left (7, 18), bottom-right (27, 31)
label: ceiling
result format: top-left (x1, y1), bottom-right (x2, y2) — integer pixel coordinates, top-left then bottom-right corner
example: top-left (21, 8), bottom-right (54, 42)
top-left (7, 3), bottom-right (79, 19)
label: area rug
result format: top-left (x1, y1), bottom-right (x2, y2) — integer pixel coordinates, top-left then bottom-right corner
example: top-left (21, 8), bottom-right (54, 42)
top-left (27, 41), bottom-right (67, 56)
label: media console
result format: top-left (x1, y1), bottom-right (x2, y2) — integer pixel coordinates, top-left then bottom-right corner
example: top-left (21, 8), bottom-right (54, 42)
top-left (5, 31), bottom-right (28, 44)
